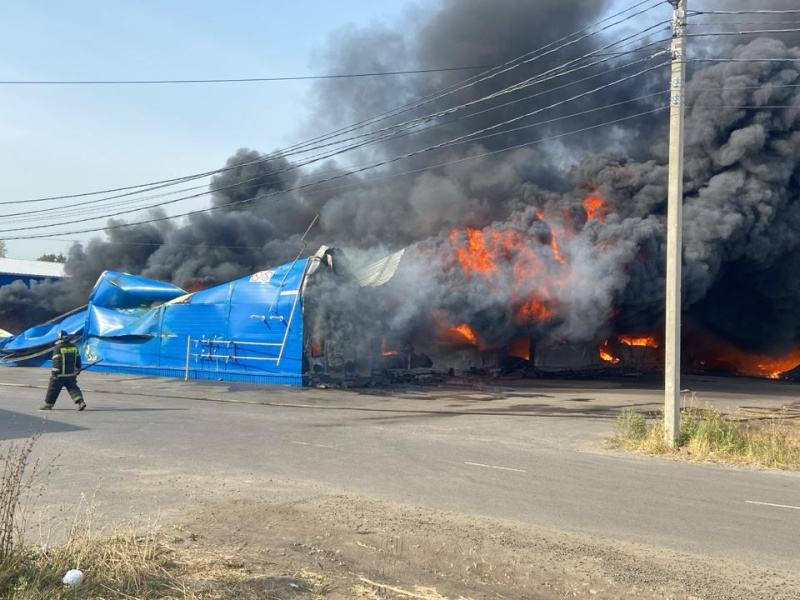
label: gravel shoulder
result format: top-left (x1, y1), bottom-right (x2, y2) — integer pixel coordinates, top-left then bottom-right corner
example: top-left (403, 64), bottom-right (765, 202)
top-left (178, 491), bottom-right (799, 600)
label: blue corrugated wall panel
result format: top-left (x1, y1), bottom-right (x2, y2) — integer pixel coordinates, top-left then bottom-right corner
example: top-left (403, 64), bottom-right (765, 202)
top-left (4, 262), bottom-right (307, 387)
top-left (85, 261), bottom-right (307, 385)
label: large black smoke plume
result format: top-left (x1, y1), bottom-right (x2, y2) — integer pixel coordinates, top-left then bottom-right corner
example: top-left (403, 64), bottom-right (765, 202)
top-left (2, 0), bottom-right (799, 364)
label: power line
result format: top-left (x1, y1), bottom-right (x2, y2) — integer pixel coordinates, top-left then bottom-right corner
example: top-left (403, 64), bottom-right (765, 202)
top-left (3, 0), bottom-right (664, 205)
top-left (0, 54), bottom-right (662, 86)
top-left (7, 107), bottom-right (668, 241)
top-left (0, 181), bottom-right (212, 220)
top-left (685, 28), bottom-right (800, 38)
top-left (0, 171), bottom-right (210, 206)
top-left (690, 20), bottom-right (800, 27)
top-left (1, 38), bottom-right (668, 234)
top-left (690, 58), bottom-right (800, 64)
top-left (691, 9), bottom-right (800, 16)
top-left (0, 66), bottom-right (500, 85)
top-left (2, 89), bottom-right (670, 227)
top-left (15, 93), bottom-right (669, 230)
top-left (416, 60), bottom-right (668, 161)
top-left (15, 2), bottom-right (797, 242)
top-left (1, 25), bottom-right (669, 222)
top-left (263, 2), bottom-right (664, 172)
top-left (222, 2), bottom-right (664, 177)
top-left (689, 84), bottom-right (800, 91)
top-left (0, 58), bottom-right (669, 235)
top-left (271, 33), bottom-right (669, 168)
top-left (688, 105), bottom-right (799, 109)
top-left (46, 239), bottom-right (272, 250)
top-left (197, 32), bottom-right (671, 201)
top-left (10, 79), bottom-right (780, 223)
top-left (1, 36), bottom-right (670, 228)
top-left (2, 107), bottom-right (667, 241)
top-left (441, 91), bottom-right (668, 147)
top-left (367, 25), bottom-right (667, 139)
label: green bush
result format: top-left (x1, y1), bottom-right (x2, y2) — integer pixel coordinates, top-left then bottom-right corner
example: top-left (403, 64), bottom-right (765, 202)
top-left (611, 403), bottom-right (800, 470)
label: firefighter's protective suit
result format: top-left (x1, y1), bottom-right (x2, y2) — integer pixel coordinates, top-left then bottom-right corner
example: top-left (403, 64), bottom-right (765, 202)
top-left (41, 332), bottom-right (86, 410)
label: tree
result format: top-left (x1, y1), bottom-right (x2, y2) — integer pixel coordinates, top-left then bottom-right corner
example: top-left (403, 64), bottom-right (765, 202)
top-left (0, 240), bottom-right (6, 258)
top-left (37, 252), bottom-right (67, 263)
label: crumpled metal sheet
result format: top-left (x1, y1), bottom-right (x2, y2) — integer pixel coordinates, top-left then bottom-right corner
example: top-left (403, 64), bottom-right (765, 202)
top-left (3, 260), bottom-right (309, 385)
top-left (1, 310), bottom-right (86, 354)
top-left (88, 270), bottom-right (185, 309)
top-left (356, 249), bottom-right (406, 287)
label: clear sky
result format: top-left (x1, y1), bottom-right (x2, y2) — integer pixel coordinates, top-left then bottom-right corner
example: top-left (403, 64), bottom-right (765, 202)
top-left (0, 0), bottom-right (421, 259)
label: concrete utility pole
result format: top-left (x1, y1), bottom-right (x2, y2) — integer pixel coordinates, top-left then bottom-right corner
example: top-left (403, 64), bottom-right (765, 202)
top-left (664, 0), bottom-right (687, 446)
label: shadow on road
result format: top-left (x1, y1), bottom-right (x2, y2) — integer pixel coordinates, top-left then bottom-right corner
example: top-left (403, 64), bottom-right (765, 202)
top-left (82, 408), bottom-right (188, 412)
top-left (0, 408), bottom-right (88, 440)
top-left (305, 402), bottom-right (641, 427)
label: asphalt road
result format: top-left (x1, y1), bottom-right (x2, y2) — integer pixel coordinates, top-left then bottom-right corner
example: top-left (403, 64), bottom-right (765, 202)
top-left (1, 368), bottom-right (798, 570)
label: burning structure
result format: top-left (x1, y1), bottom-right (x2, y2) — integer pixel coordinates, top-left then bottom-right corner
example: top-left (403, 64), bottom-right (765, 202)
top-left (2, 227), bottom-right (800, 383)
top-left (2, 1), bottom-right (800, 381)
top-left (0, 240), bottom-right (652, 385)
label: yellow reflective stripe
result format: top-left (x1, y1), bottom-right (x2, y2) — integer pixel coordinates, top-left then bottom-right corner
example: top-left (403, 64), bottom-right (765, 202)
top-left (60, 347), bottom-right (77, 376)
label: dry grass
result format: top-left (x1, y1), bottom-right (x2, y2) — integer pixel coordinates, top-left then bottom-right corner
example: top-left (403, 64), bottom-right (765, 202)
top-left (0, 437), bottom-right (327, 599)
top-left (355, 578), bottom-right (474, 600)
top-left (1, 521), bottom-right (186, 599)
top-left (611, 400), bottom-right (800, 469)
top-left (1, 436), bottom-right (42, 559)
top-left (180, 560), bottom-right (334, 599)
top-left (1, 528), bottom-right (338, 599)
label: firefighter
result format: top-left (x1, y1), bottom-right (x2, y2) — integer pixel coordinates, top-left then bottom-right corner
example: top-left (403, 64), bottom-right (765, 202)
top-left (39, 331), bottom-right (86, 411)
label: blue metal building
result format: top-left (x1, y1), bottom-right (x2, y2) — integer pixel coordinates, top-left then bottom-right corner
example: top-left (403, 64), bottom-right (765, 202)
top-left (1, 256), bottom-right (311, 386)
top-left (0, 258), bottom-right (66, 288)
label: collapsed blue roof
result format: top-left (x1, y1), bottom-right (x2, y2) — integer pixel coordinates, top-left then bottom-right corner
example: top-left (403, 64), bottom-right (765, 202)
top-left (1, 310), bottom-right (86, 354)
top-left (1, 260), bottom-right (309, 386)
top-left (89, 270), bottom-right (186, 309)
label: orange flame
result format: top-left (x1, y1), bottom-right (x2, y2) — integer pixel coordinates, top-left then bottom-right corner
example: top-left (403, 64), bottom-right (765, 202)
top-left (718, 346), bottom-right (800, 379)
top-left (508, 338), bottom-right (531, 361)
top-left (618, 335), bottom-right (659, 348)
top-left (381, 337), bottom-right (399, 357)
top-left (757, 354), bottom-right (800, 379)
top-left (450, 229), bottom-right (498, 276)
top-left (550, 234), bottom-right (565, 264)
top-left (448, 225), bottom-right (565, 325)
top-left (599, 340), bottom-right (620, 364)
top-left (450, 323), bottom-right (479, 346)
top-left (583, 194), bottom-right (608, 223)
top-left (518, 299), bottom-right (555, 322)
top-left (687, 331), bottom-right (800, 379)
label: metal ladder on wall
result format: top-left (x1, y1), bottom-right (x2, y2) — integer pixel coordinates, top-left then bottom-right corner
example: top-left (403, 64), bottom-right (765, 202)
top-left (182, 262), bottom-right (310, 380)
top-left (182, 216), bottom-right (322, 380)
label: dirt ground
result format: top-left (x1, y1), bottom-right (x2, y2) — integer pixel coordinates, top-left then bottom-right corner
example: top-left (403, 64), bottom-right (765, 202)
top-left (172, 492), bottom-right (799, 600)
top-left (4, 369), bottom-right (799, 598)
